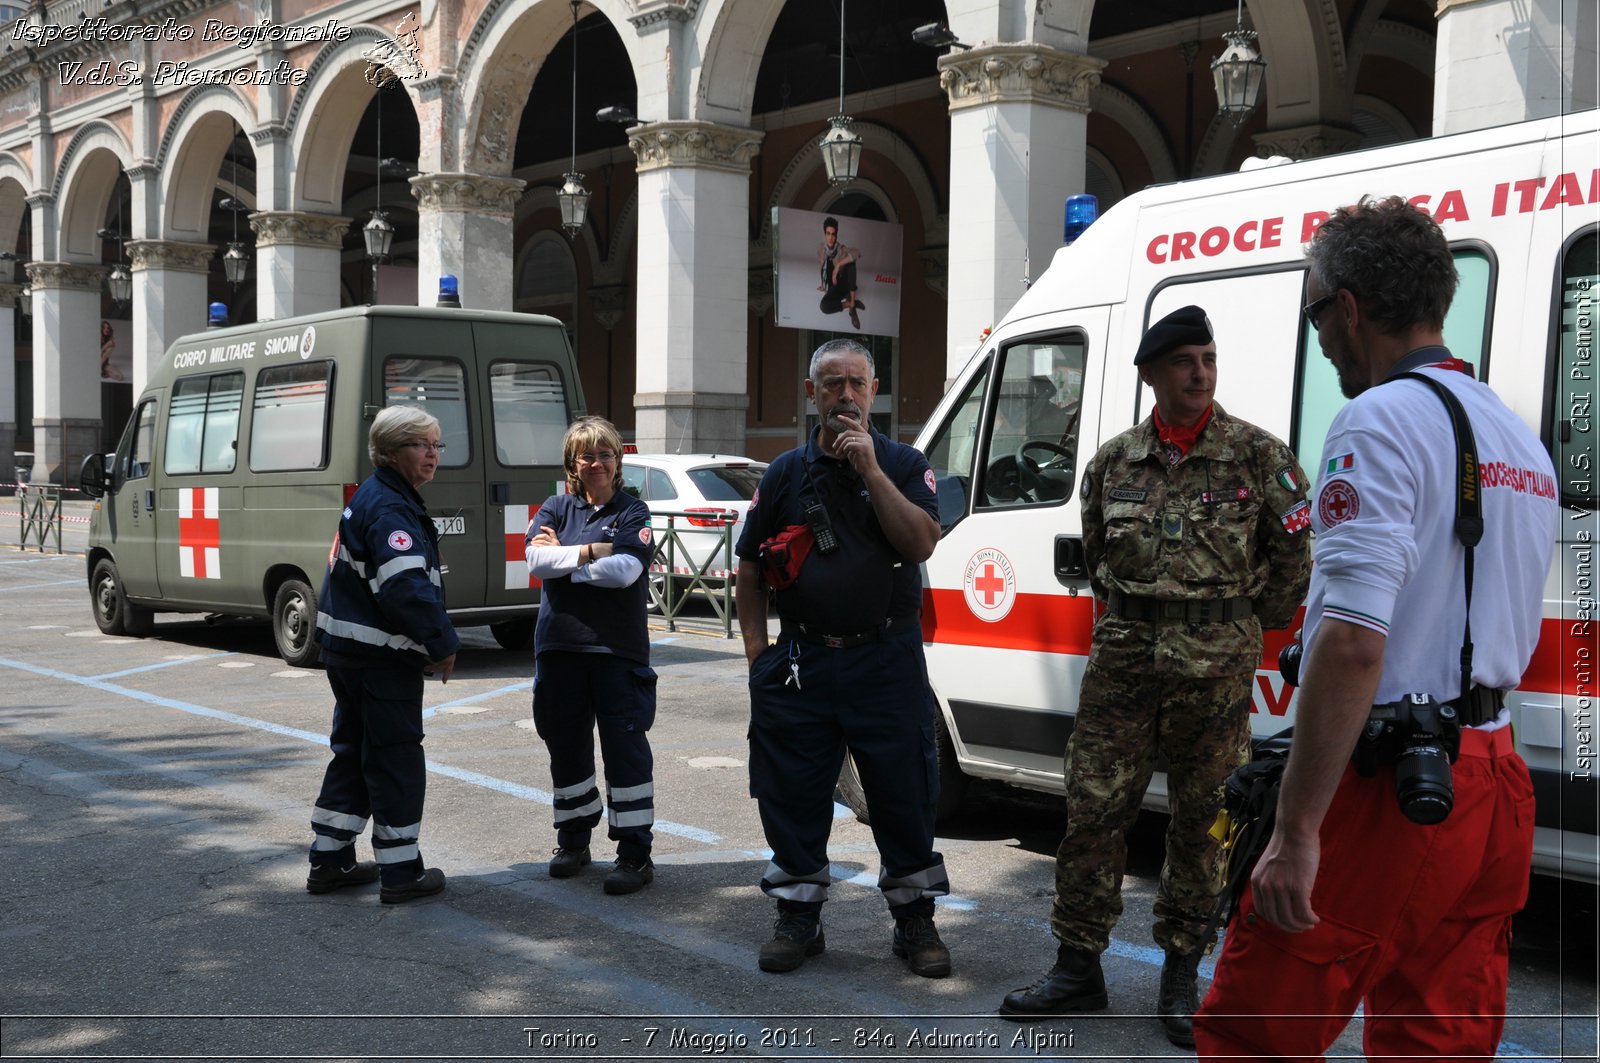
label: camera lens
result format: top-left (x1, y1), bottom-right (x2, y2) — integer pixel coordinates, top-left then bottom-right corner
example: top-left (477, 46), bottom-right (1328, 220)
top-left (1395, 741), bottom-right (1453, 824)
top-left (1277, 641), bottom-right (1303, 687)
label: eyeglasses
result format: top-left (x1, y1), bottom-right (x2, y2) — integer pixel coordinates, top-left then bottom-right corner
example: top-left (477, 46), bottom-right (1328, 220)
top-left (1302, 292), bottom-right (1338, 331)
top-left (575, 451), bottom-right (617, 465)
top-left (401, 441), bottom-right (446, 454)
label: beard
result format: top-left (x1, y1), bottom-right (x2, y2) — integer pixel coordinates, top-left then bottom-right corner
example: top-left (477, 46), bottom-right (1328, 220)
top-left (824, 402), bottom-right (861, 433)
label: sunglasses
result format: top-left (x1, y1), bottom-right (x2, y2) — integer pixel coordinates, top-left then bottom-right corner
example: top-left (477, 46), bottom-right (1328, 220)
top-left (1302, 292), bottom-right (1338, 331)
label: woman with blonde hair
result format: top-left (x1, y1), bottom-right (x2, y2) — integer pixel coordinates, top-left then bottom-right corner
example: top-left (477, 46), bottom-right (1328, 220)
top-left (524, 416), bottom-right (658, 894)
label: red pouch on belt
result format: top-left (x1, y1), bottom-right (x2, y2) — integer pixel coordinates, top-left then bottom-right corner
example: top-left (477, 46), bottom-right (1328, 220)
top-left (760, 523), bottom-right (815, 589)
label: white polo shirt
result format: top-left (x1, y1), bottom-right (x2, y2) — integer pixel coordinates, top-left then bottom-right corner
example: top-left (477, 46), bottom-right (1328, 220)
top-left (1302, 350), bottom-right (1558, 721)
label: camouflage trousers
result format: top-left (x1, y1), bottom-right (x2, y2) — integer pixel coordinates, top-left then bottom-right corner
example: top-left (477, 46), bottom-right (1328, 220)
top-left (1050, 662), bottom-right (1253, 956)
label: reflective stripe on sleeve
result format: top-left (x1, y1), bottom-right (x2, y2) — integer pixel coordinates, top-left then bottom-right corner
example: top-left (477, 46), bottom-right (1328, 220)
top-left (374, 554), bottom-right (427, 590)
top-left (315, 612), bottom-right (425, 654)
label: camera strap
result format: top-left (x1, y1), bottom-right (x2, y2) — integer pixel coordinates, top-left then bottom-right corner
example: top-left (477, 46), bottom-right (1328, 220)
top-left (1389, 370), bottom-right (1481, 707)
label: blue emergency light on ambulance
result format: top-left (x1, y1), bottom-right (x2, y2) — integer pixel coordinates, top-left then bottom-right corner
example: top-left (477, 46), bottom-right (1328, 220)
top-left (207, 301), bottom-right (228, 327)
top-left (437, 274), bottom-right (461, 308)
top-left (1062, 194), bottom-right (1098, 244)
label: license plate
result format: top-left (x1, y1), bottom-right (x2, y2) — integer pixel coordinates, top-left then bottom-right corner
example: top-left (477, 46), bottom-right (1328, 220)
top-left (433, 515), bottom-right (466, 535)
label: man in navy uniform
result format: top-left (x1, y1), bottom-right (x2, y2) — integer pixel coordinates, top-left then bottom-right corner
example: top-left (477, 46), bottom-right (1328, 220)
top-left (734, 338), bottom-right (949, 978)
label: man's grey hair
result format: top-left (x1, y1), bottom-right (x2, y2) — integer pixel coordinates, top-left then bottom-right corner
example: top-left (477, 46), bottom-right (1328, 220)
top-left (1305, 195), bottom-right (1458, 335)
top-left (370, 405), bottom-right (441, 467)
top-left (809, 338), bottom-right (875, 381)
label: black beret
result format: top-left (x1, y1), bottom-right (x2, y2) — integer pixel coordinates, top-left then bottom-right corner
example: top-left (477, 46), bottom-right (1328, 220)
top-left (1134, 305), bottom-right (1214, 365)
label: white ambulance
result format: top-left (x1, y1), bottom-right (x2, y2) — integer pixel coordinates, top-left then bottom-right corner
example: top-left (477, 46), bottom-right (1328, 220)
top-left (890, 111), bottom-right (1598, 884)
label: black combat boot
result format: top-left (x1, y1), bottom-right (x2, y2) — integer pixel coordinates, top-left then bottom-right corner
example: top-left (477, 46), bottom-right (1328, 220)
top-left (998, 944), bottom-right (1109, 1020)
top-left (1157, 948), bottom-right (1202, 1047)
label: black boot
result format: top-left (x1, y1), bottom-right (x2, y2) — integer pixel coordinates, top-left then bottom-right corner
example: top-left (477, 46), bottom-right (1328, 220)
top-left (1158, 949), bottom-right (1201, 1048)
top-left (998, 944), bottom-right (1109, 1020)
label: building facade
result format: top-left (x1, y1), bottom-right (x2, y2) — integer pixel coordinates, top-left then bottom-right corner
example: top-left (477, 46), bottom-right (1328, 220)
top-left (0, 0), bottom-right (1594, 483)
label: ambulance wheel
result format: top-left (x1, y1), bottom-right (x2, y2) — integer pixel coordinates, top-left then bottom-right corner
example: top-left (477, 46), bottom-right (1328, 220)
top-left (491, 618), bottom-right (535, 650)
top-left (91, 558), bottom-right (153, 637)
top-left (272, 578), bottom-right (321, 668)
top-left (837, 713), bottom-right (969, 826)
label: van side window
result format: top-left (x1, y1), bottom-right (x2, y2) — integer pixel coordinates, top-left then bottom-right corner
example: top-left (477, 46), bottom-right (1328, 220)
top-left (920, 359), bottom-right (991, 530)
top-left (1552, 230), bottom-right (1599, 508)
top-left (121, 398), bottom-right (155, 482)
top-left (250, 361), bottom-right (333, 472)
top-left (978, 337), bottom-right (1087, 510)
top-left (489, 362), bottom-right (569, 466)
top-left (384, 358), bottom-right (469, 466)
top-left (1293, 248), bottom-right (1493, 474)
top-left (165, 372), bottom-right (244, 475)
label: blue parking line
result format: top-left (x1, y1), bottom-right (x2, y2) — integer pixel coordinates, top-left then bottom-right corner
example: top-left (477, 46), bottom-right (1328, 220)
top-left (91, 652), bottom-right (236, 680)
top-left (0, 654), bottom-right (719, 845)
top-left (0, 578), bottom-right (83, 591)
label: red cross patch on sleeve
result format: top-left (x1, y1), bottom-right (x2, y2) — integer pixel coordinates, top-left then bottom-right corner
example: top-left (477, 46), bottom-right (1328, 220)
top-left (387, 529), bottom-right (415, 551)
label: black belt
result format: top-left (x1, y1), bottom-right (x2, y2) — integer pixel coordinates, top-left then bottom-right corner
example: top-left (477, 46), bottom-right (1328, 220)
top-left (1451, 685), bottom-right (1506, 727)
top-left (1106, 590), bottom-right (1253, 624)
top-left (784, 616), bottom-right (912, 649)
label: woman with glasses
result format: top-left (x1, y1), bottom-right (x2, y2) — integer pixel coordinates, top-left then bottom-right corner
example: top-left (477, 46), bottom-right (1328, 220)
top-left (524, 416), bottom-right (659, 895)
top-left (306, 405), bottom-right (459, 905)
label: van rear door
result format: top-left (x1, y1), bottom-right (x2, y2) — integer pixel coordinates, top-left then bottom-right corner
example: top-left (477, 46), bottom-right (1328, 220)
top-left (373, 317), bottom-right (489, 609)
top-left (473, 319), bottom-right (576, 608)
top-left (919, 309), bottom-right (1109, 778)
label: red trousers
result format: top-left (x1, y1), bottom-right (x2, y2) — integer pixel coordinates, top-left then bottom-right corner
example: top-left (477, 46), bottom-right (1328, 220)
top-left (1195, 725), bottom-right (1534, 1063)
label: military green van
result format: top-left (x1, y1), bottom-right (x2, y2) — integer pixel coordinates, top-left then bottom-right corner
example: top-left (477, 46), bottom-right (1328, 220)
top-left (79, 302), bottom-right (583, 666)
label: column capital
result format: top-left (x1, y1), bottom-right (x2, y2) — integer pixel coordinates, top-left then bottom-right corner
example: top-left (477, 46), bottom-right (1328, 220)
top-left (590, 285), bottom-right (628, 331)
top-left (628, 120), bottom-right (764, 176)
top-left (409, 173), bottom-right (527, 217)
top-left (1251, 124), bottom-right (1363, 161)
top-left (126, 240), bottom-right (215, 274)
top-left (937, 44), bottom-right (1105, 114)
top-left (628, 0), bottom-right (702, 31)
top-left (249, 211), bottom-right (350, 249)
top-left (747, 268), bottom-right (773, 319)
top-left (25, 261), bottom-right (103, 292)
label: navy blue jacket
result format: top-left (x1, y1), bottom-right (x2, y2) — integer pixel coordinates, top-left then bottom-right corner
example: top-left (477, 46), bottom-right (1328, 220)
top-left (736, 427), bottom-right (938, 632)
top-left (315, 466), bottom-right (460, 666)
top-left (527, 489), bottom-right (654, 665)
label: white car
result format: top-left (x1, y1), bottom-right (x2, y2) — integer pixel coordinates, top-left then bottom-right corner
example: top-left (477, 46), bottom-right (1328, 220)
top-left (620, 453), bottom-right (767, 606)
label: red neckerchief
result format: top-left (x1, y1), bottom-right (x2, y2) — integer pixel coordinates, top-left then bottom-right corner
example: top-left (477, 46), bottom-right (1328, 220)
top-left (1154, 404), bottom-right (1213, 464)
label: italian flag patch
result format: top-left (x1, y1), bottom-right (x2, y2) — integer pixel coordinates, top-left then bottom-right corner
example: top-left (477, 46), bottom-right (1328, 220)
top-left (1327, 453), bottom-right (1355, 475)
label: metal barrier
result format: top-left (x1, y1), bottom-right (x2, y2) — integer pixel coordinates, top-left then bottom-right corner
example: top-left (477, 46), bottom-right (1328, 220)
top-left (647, 511), bottom-right (738, 638)
top-left (17, 483), bottom-right (64, 553)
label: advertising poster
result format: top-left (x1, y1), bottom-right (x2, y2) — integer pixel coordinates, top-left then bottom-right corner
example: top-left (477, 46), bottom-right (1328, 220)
top-left (773, 207), bottom-right (902, 338)
top-left (99, 318), bottom-right (131, 383)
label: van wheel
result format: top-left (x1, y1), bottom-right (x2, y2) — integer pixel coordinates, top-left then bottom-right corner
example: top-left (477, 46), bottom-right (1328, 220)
top-left (646, 572), bottom-right (667, 613)
top-left (273, 578), bottom-right (321, 668)
top-left (490, 618), bottom-right (535, 650)
top-left (836, 713), bottom-right (969, 826)
top-left (91, 558), bottom-right (153, 637)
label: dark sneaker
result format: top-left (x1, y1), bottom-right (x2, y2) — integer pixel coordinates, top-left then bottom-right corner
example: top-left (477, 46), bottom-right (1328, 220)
top-left (603, 856), bottom-right (654, 895)
top-left (305, 860), bottom-right (380, 894)
top-left (379, 867), bottom-right (446, 905)
top-left (892, 914), bottom-right (952, 978)
top-left (759, 909), bottom-right (825, 973)
top-left (549, 846), bottom-right (592, 879)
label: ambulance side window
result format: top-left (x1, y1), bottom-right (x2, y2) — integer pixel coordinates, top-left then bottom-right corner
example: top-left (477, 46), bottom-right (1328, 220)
top-left (165, 371), bottom-right (244, 475)
top-left (1552, 229), bottom-right (1600, 508)
top-left (384, 358), bottom-right (469, 467)
top-left (978, 337), bottom-right (1087, 510)
top-left (120, 399), bottom-right (155, 483)
top-left (250, 361), bottom-right (333, 472)
top-left (920, 359), bottom-right (991, 530)
top-left (489, 362), bottom-right (570, 466)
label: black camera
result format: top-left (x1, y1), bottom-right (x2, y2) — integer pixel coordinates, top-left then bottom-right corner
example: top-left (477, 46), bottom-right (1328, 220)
top-left (1277, 641), bottom-right (1303, 687)
top-left (803, 500), bottom-right (840, 555)
top-left (1353, 693), bottom-right (1460, 825)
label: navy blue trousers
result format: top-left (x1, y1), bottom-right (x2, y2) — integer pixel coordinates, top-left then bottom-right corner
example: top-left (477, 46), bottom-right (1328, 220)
top-left (310, 663), bottom-right (427, 886)
top-left (748, 628), bottom-right (948, 917)
top-left (532, 651), bottom-right (657, 862)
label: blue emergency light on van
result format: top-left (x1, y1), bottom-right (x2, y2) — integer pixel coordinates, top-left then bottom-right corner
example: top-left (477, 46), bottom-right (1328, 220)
top-left (1063, 194), bottom-right (1098, 244)
top-left (437, 274), bottom-right (461, 308)
top-left (207, 302), bottom-right (228, 327)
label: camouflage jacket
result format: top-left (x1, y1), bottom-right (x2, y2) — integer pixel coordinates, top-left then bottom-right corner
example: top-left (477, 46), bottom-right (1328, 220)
top-left (1079, 403), bottom-right (1312, 677)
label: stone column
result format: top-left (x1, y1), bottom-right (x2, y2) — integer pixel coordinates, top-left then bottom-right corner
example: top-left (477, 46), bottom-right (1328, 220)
top-left (126, 241), bottom-right (215, 391)
top-left (410, 173), bottom-right (526, 309)
top-left (628, 120), bottom-right (764, 454)
top-left (1435, 0), bottom-right (1599, 134)
top-left (249, 211), bottom-right (349, 321)
top-left (26, 262), bottom-right (103, 485)
top-left (937, 44), bottom-right (1104, 378)
top-left (0, 284), bottom-right (16, 486)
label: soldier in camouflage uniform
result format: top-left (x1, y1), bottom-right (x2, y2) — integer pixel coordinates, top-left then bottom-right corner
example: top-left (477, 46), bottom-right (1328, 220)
top-left (1000, 305), bottom-right (1312, 1047)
